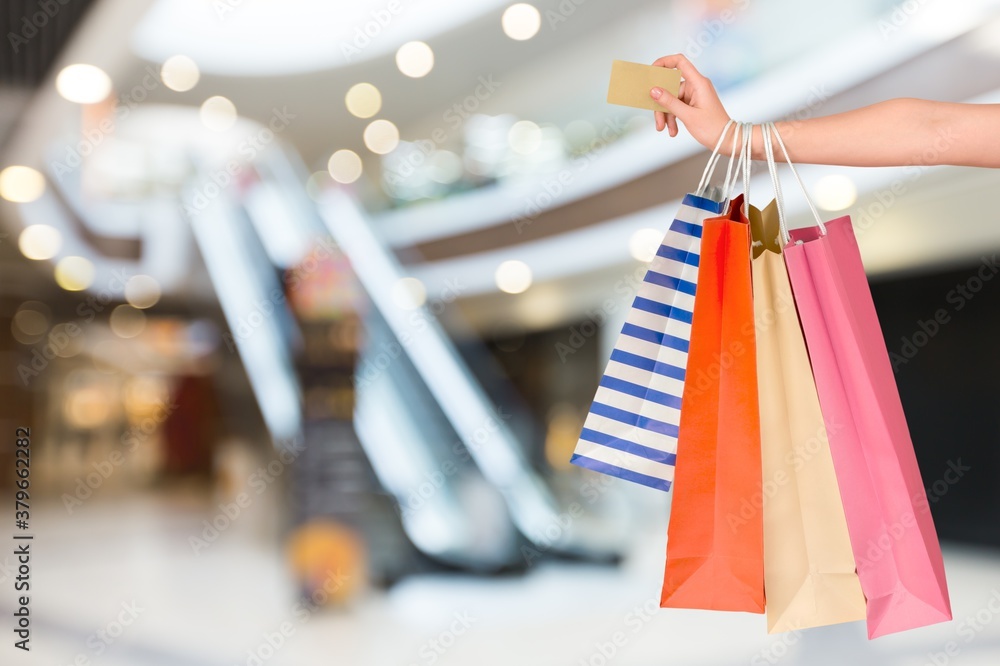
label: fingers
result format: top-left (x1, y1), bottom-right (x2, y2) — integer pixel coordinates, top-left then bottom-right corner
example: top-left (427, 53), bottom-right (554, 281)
top-left (650, 57), bottom-right (699, 135)
top-left (651, 89), bottom-right (688, 137)
top-left (650, 86), bottom-right (688, 120)
top-left (666, 80), bottom-right (685, 135)
top-left (651, 53), bottom-right (708, 86)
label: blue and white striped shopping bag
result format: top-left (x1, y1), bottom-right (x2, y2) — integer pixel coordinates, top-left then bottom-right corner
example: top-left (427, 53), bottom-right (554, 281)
top-left (570, 192), bottom-right (727, 491)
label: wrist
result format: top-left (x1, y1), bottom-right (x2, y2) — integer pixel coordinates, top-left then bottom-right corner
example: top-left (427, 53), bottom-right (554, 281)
top-left (708, 118), bottom-right (736, 155)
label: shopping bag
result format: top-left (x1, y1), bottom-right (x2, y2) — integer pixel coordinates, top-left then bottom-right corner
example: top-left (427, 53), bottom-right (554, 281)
top-left (753, 123), bottom-right (866, 633)
top-left (660, 188), bottom-right (763, 611)
top-left (571, 120), bottom-right (741, 491)
top-left (661, 124), bottom-right (763, 611)
top-left (768, 122), bottom-right (952, 638)
top-left (660, 123), bottom-right (763, 611)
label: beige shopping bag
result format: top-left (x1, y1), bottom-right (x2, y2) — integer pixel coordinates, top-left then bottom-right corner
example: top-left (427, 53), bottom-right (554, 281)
top-left (750, 191), bottom-right (867, 633)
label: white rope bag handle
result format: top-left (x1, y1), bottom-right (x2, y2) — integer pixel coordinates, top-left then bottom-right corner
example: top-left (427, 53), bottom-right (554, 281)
top-left (763, 121), bottom-right (827, 245)
top-left (696, 119), bottom-right (742, 199)
top-left (762, 122), bottom-right (784, 241)
top-left (729, 121), bottom-right (753, 215)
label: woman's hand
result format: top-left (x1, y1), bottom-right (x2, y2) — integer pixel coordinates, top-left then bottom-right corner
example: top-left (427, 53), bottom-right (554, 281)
top-left (650, 54), bottom-right (731, 150)
top-left (648, 54), bottom-right (1000, 167)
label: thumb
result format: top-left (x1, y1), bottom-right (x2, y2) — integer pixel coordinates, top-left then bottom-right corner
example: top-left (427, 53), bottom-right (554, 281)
top-left (650, 87), bottom-right (689, 118)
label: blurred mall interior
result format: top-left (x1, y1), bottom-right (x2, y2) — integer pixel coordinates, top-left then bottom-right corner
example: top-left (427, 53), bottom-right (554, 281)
top-left (2, 0), bottom-right (1000, 664)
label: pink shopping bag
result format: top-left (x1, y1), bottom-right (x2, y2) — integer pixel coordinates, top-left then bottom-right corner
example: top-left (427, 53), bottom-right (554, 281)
top-left (766, 122), bottom-right (951, 638)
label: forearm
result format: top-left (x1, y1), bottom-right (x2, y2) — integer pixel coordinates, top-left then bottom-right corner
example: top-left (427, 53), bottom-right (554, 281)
top-left (741, 98), bottom-right (1000, 168)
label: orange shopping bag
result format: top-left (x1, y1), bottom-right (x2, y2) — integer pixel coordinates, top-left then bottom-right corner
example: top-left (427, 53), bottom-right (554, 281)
top-left (661, 123), bottom-right (764, 612)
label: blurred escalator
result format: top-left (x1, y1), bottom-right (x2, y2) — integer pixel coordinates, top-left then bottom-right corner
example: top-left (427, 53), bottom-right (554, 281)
top-left (180, 147), bottom-right (619, 586)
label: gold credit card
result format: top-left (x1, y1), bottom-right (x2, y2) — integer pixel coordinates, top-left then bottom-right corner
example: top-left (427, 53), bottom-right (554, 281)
top-left (606, 60), bottom-right (681, 111)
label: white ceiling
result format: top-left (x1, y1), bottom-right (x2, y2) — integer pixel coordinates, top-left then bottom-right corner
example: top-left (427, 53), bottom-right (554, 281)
top-left (4, 0), bottom-right (1000, 334)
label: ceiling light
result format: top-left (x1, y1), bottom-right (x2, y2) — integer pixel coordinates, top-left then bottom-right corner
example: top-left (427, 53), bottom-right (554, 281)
top-left (395, 41), bottom-right (434, 78)
top-left (160, 55), bottom-right (200, 92)
top-left (327, 150), bottom-right (363, 184)
top-left (392, 277), bottom-right (427, 310)
top-left (125, 274), bottom-right (162, 309)
top-left (199, 96), bottom-right (237, 132)
top-left (629, 227), bottom-right (663, 262)
top-left (18, 224), bottom-right (61, 260)
top-left (502, 4), bottom-right (541, 41)
top-left (363, 119), bottom-right (400, 155)
top-left (345, 82), bottom-right (382, 118)
top-left (0, 166), bottom-right (45, 203)
top-left (495, 259), bottom-right (532, 294)
top-left (55, 256), bottom-right (95, 292)
top-left (56, 64), bottom-right (112, 104)
top-left (813, 174), bottom-right (857, 211)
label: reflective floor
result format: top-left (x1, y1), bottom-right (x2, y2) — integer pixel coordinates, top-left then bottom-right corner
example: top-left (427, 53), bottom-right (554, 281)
top-left (11, 490), bottom-right (1000, 666)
